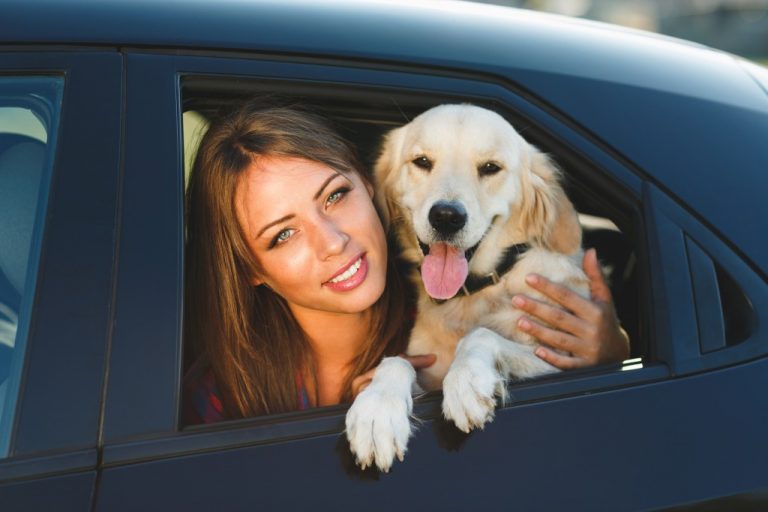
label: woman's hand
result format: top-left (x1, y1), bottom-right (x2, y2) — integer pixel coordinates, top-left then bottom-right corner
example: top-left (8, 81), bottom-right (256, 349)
top-left (351, 354), bottom-right (436, 398)
top-left (511, 248), bottom-right (629, 369)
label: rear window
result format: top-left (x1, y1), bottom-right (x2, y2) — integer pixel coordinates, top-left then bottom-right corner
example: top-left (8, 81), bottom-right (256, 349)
top-left (0, 76), bottom-right (63, 456)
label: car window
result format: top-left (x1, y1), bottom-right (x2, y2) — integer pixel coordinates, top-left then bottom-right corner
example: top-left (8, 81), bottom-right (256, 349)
top-left (179, 77), bottom-right (647, 429)
top-left (0, 76), bottom-right (63, 456)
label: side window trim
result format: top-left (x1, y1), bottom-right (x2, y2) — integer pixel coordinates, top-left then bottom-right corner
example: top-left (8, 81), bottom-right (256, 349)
top-left (686, 236), bottom-right (727, 353)
top-left (645, 182), bottom-right (767, 374)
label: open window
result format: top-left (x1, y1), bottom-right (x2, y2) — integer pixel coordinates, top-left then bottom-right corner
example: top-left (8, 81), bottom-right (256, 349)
top-left (178, 74), bottom-right (649, 428)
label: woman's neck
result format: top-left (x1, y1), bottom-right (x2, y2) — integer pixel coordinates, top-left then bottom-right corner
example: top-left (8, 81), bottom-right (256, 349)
top-left (289, 306), bottom-right (371, 406)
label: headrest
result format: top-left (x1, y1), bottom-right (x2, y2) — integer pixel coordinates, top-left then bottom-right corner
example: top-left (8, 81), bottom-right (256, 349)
top-left (0, 139), bottom-right (46, 294)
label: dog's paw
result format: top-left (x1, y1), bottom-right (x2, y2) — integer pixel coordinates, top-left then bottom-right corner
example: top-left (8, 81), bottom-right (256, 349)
top-left (345, 357), bottom-right (415, 472)
top-left (442, 354), bottom-right (504, 433)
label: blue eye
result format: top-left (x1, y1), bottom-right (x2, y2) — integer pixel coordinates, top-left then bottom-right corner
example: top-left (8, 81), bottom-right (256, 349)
top-left (269, 228), bottom-right (294, 248)
top-left (326, 187), bottom-right (350, 206)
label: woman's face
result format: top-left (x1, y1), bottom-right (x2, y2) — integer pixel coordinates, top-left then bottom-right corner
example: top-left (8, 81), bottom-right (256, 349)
top-left (235, 156), bottom-right (388, 318)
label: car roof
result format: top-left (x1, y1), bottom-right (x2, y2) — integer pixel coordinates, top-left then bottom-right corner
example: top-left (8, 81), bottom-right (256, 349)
top-left (0, 0), bottom-right (711, 62)
top-left (3, 0), bottom-right (767, 273)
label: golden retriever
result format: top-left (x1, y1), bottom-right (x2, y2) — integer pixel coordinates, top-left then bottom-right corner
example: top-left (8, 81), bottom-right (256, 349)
top-left (346, 104), bottom-right (589, 471)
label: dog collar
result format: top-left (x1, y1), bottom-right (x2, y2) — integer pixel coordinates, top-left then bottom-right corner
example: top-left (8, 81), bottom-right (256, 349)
top-left (459, 242), bottom-right (530, 296)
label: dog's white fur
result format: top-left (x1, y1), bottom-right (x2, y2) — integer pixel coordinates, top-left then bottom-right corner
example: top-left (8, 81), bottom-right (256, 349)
top-left (346, 104), bottom-right (589, 471)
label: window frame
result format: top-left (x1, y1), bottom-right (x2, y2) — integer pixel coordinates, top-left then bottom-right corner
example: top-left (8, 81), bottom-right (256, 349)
top-left (102, 50), bottom-right (664, 468)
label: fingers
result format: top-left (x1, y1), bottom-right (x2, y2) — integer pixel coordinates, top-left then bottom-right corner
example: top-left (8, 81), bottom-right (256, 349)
top-left (534, 345), bottom-right (587, 370)
top-left (523, 273), bottom-right (596, 320)
top-left (583, 248), bottom-right (612, 303)
top-left (517, 315), bottom-right (583, 356)
top-left (512, 293), bottom-right (591, 339)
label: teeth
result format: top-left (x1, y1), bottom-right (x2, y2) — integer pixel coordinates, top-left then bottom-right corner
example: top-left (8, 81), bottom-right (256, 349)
top-left (329, 258), bottom-right (362, 284)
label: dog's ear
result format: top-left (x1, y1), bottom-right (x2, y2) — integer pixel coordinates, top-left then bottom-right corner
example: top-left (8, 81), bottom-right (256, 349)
top-left (373, 126), bottom-right (405, 232)
top-left (519, 149), bottom-right (582, 254)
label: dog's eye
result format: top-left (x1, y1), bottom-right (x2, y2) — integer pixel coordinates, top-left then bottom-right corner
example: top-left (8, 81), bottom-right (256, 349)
top-left (479, 162), bottom-right (502, 176)
top-left (412, 156), bottom-right (433, 171)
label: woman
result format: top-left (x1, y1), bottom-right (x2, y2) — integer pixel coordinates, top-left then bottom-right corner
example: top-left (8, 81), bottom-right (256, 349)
top-left (183, 99), bottom-right (628, 424)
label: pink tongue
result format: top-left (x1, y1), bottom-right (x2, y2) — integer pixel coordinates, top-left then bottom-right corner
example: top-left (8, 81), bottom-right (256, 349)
top-left (421, 243), bottom-right (469, 300)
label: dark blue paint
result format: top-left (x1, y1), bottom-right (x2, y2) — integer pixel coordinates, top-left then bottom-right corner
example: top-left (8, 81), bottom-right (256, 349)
top-left (95, 358), bottom-right (768, 512)
top-left (0, 472), bottom-right (96, 512)
top-left (104, 53), bottom-right (184, 443)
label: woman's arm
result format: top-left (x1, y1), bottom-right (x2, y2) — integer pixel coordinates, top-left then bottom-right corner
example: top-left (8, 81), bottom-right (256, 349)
top-left (511, 248), bottom-right (630, 369)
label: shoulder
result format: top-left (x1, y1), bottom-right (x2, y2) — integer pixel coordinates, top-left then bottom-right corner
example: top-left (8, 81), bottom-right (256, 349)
top-left (183, 365), bottom-right (225, 425)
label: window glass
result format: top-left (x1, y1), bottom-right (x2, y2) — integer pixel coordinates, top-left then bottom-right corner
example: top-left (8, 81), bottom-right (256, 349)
top-left (0, 76), bottom-right (63, 456)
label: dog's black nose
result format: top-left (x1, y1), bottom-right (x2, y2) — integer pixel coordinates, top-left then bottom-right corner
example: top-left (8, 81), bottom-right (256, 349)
top-left (429, 202), bottom-right (467, 236)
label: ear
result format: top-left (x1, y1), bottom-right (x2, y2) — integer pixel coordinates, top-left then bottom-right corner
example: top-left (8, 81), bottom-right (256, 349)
top-left (519, 149), bottom-right (582, 254)
top-left (373, 125), bottom-right (406, 232)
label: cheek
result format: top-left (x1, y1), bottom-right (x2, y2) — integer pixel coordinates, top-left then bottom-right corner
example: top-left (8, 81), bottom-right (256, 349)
top-left (362, 203), bottom-right (387, 250)
top-left (258, 246), bottom-right (313, 291)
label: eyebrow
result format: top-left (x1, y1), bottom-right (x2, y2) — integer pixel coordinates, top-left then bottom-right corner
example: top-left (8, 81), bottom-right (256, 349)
top-left (256, 214), bottom-right (294, 239)
top-left (255, 172), bottom-right (344, 239)
top-left (313, 172), bottom-right (342, 201)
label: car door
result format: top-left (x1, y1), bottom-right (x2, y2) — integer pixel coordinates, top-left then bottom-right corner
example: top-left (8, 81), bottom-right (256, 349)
top-left (0, 51), bottom-right (122, 511)
top-left (95, 51), bottom-right (768, 511)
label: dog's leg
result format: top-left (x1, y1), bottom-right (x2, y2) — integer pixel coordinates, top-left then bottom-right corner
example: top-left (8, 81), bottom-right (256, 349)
top-left (345, 356), bottom-right (418, 472)
top-left (442, 327), bottom-right (558, 433)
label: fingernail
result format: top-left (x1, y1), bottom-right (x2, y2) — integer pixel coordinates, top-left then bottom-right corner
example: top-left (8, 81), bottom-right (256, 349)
top-left (535, 348), bottom-right (546, 358)
top-left (518, 318), bottom-right (530, 330)
top-left (512, 295), bottom-right (525, 307)
top-left (526, 274), bottom-right (539, 285)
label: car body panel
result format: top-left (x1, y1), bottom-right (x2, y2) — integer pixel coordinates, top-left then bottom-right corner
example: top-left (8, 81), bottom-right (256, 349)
top-left (0, 472), bottom-right (96, 512)
top-left (96, 358), bottom-right (768, 512)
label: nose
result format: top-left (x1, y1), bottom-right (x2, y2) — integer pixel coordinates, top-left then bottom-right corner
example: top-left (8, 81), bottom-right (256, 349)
top-left (428, 201), bottom-right (467, 237)
top-left (313, 216), bottom-right (350, 260)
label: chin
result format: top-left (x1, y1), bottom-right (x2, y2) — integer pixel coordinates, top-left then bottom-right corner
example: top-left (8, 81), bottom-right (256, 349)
top-left (346, 276), bottom-right (387, 313)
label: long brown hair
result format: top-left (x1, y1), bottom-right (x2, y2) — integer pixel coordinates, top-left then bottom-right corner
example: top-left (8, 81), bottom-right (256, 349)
top-left (184, 100), bottom-right (411, 419)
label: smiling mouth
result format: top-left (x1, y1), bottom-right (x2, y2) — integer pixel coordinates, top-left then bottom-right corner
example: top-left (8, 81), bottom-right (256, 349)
top-left (328, 256), bottom-right (363, 284)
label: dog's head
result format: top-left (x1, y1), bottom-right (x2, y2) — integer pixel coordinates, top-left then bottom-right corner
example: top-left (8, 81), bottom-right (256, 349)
top-left (374, 104), bottom-right (581, 300)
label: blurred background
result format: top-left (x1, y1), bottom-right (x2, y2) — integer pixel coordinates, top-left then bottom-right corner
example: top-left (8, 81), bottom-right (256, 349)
top-left (472, 0), bottom-right (768, 64)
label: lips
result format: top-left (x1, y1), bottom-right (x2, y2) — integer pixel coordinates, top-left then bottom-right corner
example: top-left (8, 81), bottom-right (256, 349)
top-left (324, 253), bottom-right (368, 291)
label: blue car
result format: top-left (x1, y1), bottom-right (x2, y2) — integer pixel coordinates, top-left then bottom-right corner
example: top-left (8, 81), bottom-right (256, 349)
top-left (0, 1), bottom-right (766, 510)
